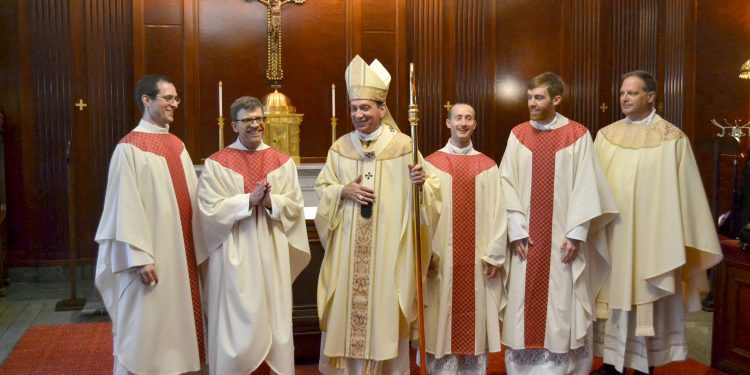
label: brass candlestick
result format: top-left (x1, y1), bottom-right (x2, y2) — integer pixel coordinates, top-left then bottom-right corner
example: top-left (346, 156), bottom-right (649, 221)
top-left (331, 116), bottom-right (337, 145)
top-left (218, 116), bottom-right (225, 150)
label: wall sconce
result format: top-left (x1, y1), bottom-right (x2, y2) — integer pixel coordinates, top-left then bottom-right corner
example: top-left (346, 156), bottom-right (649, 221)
top-left (740, 59), bottom-right (750, 79)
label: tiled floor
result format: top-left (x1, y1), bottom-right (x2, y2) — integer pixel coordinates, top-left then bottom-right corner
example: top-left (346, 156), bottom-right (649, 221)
top-left (0, 280), bottom-right (716, 367)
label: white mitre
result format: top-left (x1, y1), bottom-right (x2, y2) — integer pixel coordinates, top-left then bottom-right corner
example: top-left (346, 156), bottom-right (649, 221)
top-left (345, 55), bottom-right (399, 132)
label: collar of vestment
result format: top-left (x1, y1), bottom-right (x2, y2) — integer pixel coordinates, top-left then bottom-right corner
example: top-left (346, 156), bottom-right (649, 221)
top-left (350, 124), bottom-right (396, 191)
top-left (530, 113), bottom-right (569, 131)
top-left (599, 113), bottom-right (684, 149)
top-left (229, 139), bottom-right (270, 151)
top-left (135, 119), bottom-right (170, 134)
top-left (355, 125), bottom-right (383, 142)
top-left (625, 108), bottom-right (657, 125)
top-left (209, 144), bottom-right (289, 193)
top-left (442, 140), bottom-right (477, 155)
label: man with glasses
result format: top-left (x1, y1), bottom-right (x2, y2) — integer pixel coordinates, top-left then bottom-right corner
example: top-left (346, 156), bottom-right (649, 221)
top-left (195, 96), bottom-right (310, 374)
top-left (95, 74), bottom-right (206, 374)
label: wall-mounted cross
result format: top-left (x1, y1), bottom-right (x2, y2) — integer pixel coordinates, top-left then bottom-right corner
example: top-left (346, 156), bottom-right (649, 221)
top-left (599, 102), bottom-right (608, 112)
top-left (75, 99), bottom-right (87, 111)
top-left (443, 101), bottom-right (452, 113)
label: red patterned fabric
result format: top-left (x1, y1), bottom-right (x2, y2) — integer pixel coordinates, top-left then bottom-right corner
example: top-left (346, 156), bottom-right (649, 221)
top-left (209, 147), bottom-right (290, 193)
top-left (119, 131), bottom-right (205, 363)
top-left (512, 121), bottom-right (587, 348)
top-left (426, 151), bottom-right (497, 355)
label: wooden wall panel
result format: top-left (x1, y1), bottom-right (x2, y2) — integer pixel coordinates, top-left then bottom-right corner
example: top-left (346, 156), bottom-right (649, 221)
top-left (144, 0), bottom-right (182, 25)
top-left (454, 0), bottom-right (495, 156)
top-left (24, 0), bottom-right (75, 262)
top-left (694, 0), bottom-right (750, 214)
top-left (712, 243), bottom-right (750, 374)
top-left (409, 0), bottom-right (496, 158)
top-left (494, 0), bottom-right (563, 160)
top-left (284, 0), bottom-right (348, 158)
top-left (661, 0), bottom-right (692, 134)
top-left (78, 0), bottom-right (134, 260)
top-left (3, 0), bottom-right (132, 266)
top-left (133, 0), bottom-right (196, 152)
top-left (561, 0), bottom-right (604, 132)
top-left (351, 0), bottom-right (408, 133)
top-left (606, 0), bottom-right (659, 126)
top-left (409, 0), bottom-right (445, 154)
top-left (195, 0), bottom-right (348, 161)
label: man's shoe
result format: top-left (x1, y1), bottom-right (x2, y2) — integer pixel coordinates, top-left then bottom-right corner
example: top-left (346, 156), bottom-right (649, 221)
top-left (591, 363), bottom-right (621, 375)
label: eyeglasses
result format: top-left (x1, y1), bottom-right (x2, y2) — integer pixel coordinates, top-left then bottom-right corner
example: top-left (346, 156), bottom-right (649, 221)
top-left (158, 95), bottom-right (181, 104)
top-left (236, 117), bottom-right (265, 125)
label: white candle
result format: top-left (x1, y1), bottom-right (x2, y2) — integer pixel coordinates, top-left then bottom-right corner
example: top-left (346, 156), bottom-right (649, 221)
top-left (331, 84), bottom-right (336, 117)
top-left (218, 81), bottom-right (223, 117)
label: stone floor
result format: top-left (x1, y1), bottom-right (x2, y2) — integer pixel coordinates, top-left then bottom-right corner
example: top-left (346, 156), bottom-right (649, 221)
top-left (0, 280), bottom-right (716, 367)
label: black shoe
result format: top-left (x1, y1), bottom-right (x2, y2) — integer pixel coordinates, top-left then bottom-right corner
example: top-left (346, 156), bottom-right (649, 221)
top-left (591, 364), bottom-right (621, 375)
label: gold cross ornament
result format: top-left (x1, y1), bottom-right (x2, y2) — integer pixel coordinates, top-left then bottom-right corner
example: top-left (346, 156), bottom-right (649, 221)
top-left (443, 101), bottom-right (452, 113)
top-left (75, 99), bottom-right (87, 111)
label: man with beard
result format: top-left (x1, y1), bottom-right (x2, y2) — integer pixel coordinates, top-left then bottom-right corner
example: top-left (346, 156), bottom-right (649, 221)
top-left (499, 72), bottom-right (617, 374)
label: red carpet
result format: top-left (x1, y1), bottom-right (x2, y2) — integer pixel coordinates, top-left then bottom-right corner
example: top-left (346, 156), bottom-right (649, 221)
top-left (0, 322), bottom-right (726, 374)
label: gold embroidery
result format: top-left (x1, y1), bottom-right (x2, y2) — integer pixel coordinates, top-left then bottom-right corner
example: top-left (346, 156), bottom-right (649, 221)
top-left (349, 216), bottom-right (373, 358)
top-left (599, 116), bottom-right (684, 149)
top-left (332, 126), bottom-right (412, 160)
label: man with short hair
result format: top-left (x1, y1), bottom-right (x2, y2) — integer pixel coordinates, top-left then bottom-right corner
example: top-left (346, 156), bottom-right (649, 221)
top-left (315, 55), bottom-right (440, 375)
top-left (421, 103), bottom-right (507, 374)
top-left (592, 70), bottom-right (723, 375)
top-left (499, 72), bottom-right (617, 374)
top-left (196, 95), bottom-right (310, 375)
top-left (95, 74), bottom-right (205, 374)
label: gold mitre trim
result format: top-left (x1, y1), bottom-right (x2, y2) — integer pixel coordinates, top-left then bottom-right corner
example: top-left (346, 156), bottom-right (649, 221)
top-left (345, 55), bottom-right (390, 102)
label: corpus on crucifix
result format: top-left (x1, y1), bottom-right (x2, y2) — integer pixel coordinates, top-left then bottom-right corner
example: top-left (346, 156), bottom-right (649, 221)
top-left (250, 0), bottom-right (306, 87)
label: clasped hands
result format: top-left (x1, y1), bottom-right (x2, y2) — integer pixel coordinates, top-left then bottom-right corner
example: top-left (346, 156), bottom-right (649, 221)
top-left (341, 164), bottom-right (425, 205)
top-left (249, 179), bottom-right (272, 209)
top-left (510, 237), bottom-right (580, 264)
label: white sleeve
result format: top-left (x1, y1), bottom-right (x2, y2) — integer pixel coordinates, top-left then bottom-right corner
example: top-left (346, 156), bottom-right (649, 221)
top-left (109, 241), bottom-right (155, 273)
top-left (507, 210), bottom-right (529, 242)
top-left (566, 221), bottom-right (590, 242)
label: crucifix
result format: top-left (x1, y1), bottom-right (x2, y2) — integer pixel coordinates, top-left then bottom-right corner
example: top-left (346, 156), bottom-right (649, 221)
top-left (251, 0), bottom-right (306, 87)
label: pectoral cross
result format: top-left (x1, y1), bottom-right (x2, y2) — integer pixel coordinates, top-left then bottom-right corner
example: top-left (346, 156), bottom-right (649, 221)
top-left (251, 0), bottom-right (306, 87)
